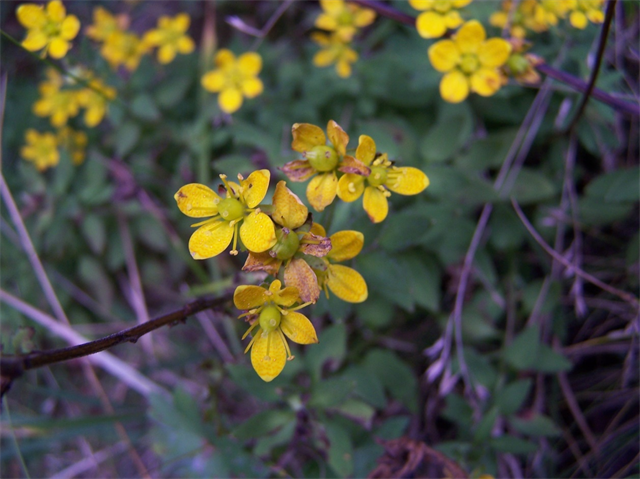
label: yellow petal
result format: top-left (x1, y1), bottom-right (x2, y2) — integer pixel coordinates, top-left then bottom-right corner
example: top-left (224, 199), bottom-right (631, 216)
top-left (46, 0), bottom-right (66, 22)
top-left (281, 311), bottom-right (318, 345)
top-left (327, 120), bottom-right (348, 156)
top-left (275, 285), bottom-right (301, 307)
top-left (272, 181), bottom-right (308, 230)
top-left (174, 183), bottom-right (221, 217)
top-left (470, 68), bottom-right (503, 96)
top-left (310, 31), bottom-right (331, 47)
top-left (241, 77), bottom-right (263, 99)
top-left (569, 11), bottom-right (588, 29)
top-left (354, 8), bottom-right (375, 26)
top-left (189, 220), bottom-right (234, 259)
top-left (356, 134), bottom-right (376, 165)
top-left (478, 38), bottom-right (511, 67)
top-left (241, 169), bottom-right (270, 208)
top-left (84, 106), bottom-right (105, 127)
top-left (363, 186), bottom-right (389, 223)
top-left (174, 13), bottom-right (190, 31)
top-left (489, 11), bottom-right (508, 28)
top-left (336, 60), bottom-right (352, 78)
top-left (218, 88), bottom-right (243, 114)
top-left (240, 211), bottom-right (277, 253)
top-left (315, 13), bottom-right (338, 31)
top-left (327, 264), bottom-right (368, 303)
top-left (428, 39), bottom-right (460, 72)
top-left (455, 20), bottom-right (485, 54)
top-left (234, 285), bottom-right (268, 310)
top-left (48, 37), bottom-right (70, 59)
top-left (178, 36), bottom-right (195, 54)
top-left (60, 15), bottom-right (80, 39)
top-left (201, 70), bottom-right (225, 92)
top-left (291, 123), bottom-right (325, 152)
top-left (587, 9), bottom-right (604, 24)
top-left (17, 4), bottom-right (46, 28)
top-left (320, 0), bottom-right (344, 15)
top-left (386, 167), bottom-right (429, 195)
top-left (251, 329), bottom-right (287, 382)
top-left (158, 44), bottom-right (177, 64)
top-left (215, 48), bottom-right (235, 68)
top-left (328, 230), bottom-right (364, 262)
top-left (314, 48), bottom-right (336, 67)
top-left (310, 223), bottom-right (327, 237)
top-left (444, 10), bottom-right (463, 29)
top-left (453, 0), bottom-right (473, 7)
top-left (416, 11), bottom-right (447, 39)
top-left (408, 0), bottom-right (431, 11)
top-left (337, 173), bottom-right (365, 202)
top-left (306, 172), bottom-right (337, 212)
top-left (238, 52), bottom-right (262, 76)
top-left (22, 31), bottom-right (48, 52)
top-left (440, 70), bottom-right (469, 103)
top-left (284, 258), bottom-right (320, 303)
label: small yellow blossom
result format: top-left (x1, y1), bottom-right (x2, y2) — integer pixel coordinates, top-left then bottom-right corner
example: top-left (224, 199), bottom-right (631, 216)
top-left (532, 0), bottom-right (570, 30)
top-left (143, 13), bottom-right (195, 64)
top-left (16, 0), bottom-right (80, 59)
top-left (281, 120), bottom-right (350, 212)
top-left (315, 0), bottom-right (376, 42)
top-left (86, 6), bottom-right (129, 42)
top-left (57, 126), bottom-right (87, 165)
top-left (490, 0), bottom-right (570, 37)
top-left (235, 280), bottom-right (318, 382)
top-left (409, 0), bottom-right (472, 39)
top-left (337, 135), bottom-right (429, 223)
top-left (311, 32), bottom-right (358, 78)
top-left (175, 170), bottom-right (277, 259)
top-left (101, 30), bottom-right (150, 71)
top-left (32, 69), bottom-right (80, 127)
top-left (76, 77), bottom-right (116, 128)
top-left (21, 129), bottom-right (59, 171)
top-left (311, 224), bottom-right (368, 303)
top-left (428, 20), bottom-right (511, 103)
top-left (567, 0), bottom-right (604, 29)
top-left (201, 49), bottom-right (264, 114)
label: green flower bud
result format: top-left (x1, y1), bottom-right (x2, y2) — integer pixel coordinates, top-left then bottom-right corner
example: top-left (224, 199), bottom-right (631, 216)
top-left (507, 54), bottom-right (529, 75)
top-left (259, 305), bottom-right (282, 333)
top-left (217, 197), bottom-right (245, 221)
top-left (272, 227), bottom-right (301, 260)
top-left (305, 145), bottom-right (339, 172)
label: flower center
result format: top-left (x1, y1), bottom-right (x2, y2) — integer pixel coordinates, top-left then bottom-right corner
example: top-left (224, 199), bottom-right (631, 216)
top-left (305, 145), bottom-right (339, 172)
top-left (338, 10), bottom-right (353, 25)
top-left (259, 305), bottom-right (282, 333)
top-left (217, 197), bottom-right (245, 221)
top-left (367, 166), bottom-right (388, 187)
top-left (44, 21), bottom-right (61, 37)
top-left (459, 54), bottom-right (480, 75)
top-left (273, 228), bottom-right (301, 260)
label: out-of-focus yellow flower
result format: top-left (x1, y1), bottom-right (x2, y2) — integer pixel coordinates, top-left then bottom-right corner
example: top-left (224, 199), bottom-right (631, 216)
top-left (315, 0), bottom-right (376, 41)
top-left (143, 13), bottom-right (195, 64)
top-left (32, 69), bottom-right (80, 127)
top-left (21, 129), bottom-right (59, 171)
top-left (311, 224), bottom-right (368, 303)
top-left (311, 32), bottom-right (358, 78)
top-left (567, 0), bottom-right (604, 29)
top-left (86, 6), bottom-right (129, 41)
top-left (281, 120), bottom-right (350, 212)
top-left (56, 126), bottom-right (87, 165)
top-left (16, 0), bottom-right (80, 59)
top-left (409, 0), bottom-right (472, 39)
top-left (429, 20), bottom-right (511, 103)
top-left (503, 38), bottom-right (543, 85)
top-left (490, 0), bottom-right (570, 37)
top-left (76, 77), bottom-right (116, 128)
top-left (101, 30), bottom-right (150, 71)
top-left (174, 170), bottom-right (277, 259)
top-left (531, 0), bottom-right (570, 31)
top-left (337, 135), bottom-right (429, 223)
top-left (201, 49), bottom-right (264, 114)
top-left (235, 280), bottom-right (318, 382)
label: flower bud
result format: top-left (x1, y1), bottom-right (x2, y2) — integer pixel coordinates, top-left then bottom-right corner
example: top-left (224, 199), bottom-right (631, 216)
top-left (271, 227), bottom-right (301, 260)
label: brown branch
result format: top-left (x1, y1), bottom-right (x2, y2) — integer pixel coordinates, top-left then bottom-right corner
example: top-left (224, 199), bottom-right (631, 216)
top-left (0, 294), bottom-right (233, 395)
top-left (350, 0), bottom-right (639, 117)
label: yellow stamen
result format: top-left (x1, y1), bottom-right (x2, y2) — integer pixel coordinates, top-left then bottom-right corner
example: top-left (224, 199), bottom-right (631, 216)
top-left (278, 329), bottom-right (294, 360)
top-left (230, 221), bottom-right (240, 255)
top-left (242, 321), bottom-right (259, 340)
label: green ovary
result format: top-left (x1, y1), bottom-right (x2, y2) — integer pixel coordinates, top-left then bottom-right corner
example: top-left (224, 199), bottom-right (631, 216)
top-left (367, 166), bottom-right (388, 187)
top-left (306, 145), bottom-right (339, 172)
top-left (259, 305), bottom-right (282, 333)
top-left (273, 228), bottom-right (301, 260)
top-left (459, 54), bottom-right (480, 75)
top-left (217, 197), bottom-right (245, 221)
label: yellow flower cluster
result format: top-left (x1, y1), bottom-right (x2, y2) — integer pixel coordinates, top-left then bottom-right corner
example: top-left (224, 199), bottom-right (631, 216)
top-left (20, 126), bottom-right (87, 172)
top-left (312, 0), bottom-right (376, 78)
top-left (17, 0), bottom-right (79, 59)
top-left (410, 0), bottom-right (472, 39)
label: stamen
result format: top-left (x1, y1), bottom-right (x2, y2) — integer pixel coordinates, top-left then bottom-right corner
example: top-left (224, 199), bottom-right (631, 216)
top-left (242, 321), bottom-right (259, 340)
top-left (278, 329), bottom-right (294, 361)
top-left (244, 330), bottom-right (259, 354)
top-left (290, 301), bottom-right (314, 311)
top-left (230, 222), bottom-right (240, 255)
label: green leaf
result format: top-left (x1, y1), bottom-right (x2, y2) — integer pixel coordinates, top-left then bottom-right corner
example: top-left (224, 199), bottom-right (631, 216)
top-left (496, 379), bottom-right (532, 416)
top-left (81, 214), bottom-right (106, 255)
top-left (474, 406), bottom-right (498, 442)
top-left (358, 251), bottom-right (414, 310)
top-left (510, 414), bottom-right (560, 437)
top-left (578, 196), bottom-right (633, 226)
top-left (134, 216), bottom-right (168, 253)
top-left (456, 128), bottom-right (519, 170)
top-left (490, 436), bottom-right (538, 454)
top-left (605, 170), bottom-right (640, 202)
top-left (155, 75), bottom-right (192, 108)
top-left (342, 365), bottom-right (387, 409)
top-left (115, 121), bottom-right (140, 158)
top-left (374, 416), bottom-right (410, 440)
top-left (333, 399), bottom-right (375, 428)
top-left (397, 253), bottom-right (441, 312)
top-left (442, 394), bottom-right (474, 429)
top-left (509, 168), bottom-right (557, 205)
top-left (354, 297), bottom-right (395, 329)
top-left (232, 410), bottom-right (294, 441)
top-left (503, 325), bottom-right (540, 371)
top-left (254, 421), bottom-right (295, 456)
top-left (534, 345), bottom-right (572, 372)
top-left (363, 350), bottom-right (418, 412)
top-left (378, 207), bottom-right (433, 252)
top-left (78, 256), bottom-right (114, 309)
top-left (309, 376), bottom-right (355, 408)
top-left (325, 421), bottom-right (354, 477)
top-left (305, 323), bottom-right (347, 381)
top-left (132, 93), bottom-right (160, 121)
top-left (420, 103), bottom-right (473, 163)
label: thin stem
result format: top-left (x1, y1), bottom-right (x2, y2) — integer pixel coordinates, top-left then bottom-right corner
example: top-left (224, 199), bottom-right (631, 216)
top-left (2, 396), bottom-right (32, 479)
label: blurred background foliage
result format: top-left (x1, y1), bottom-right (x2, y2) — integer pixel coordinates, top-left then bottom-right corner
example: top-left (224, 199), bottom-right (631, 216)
top-left (1, 0), bottom-right (638, 478)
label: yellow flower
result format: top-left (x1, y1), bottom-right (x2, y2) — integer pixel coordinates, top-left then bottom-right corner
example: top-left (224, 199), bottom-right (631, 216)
top-left (315, 0), bottom-right (376, 41)
top-left (409, 0), bottom-right (472, 39)
top-left (532, 0), bottom-right (570, 29)
top-left (337, 135), bottom-right (429, 223)
top-left (21, 129), bottom-right (59, 171)
top-left (311, 224), bottom-right (368, 303)
top-left (143, 13), bottom-right (195, 64)
top-left (86, 6), bottom-right (129, 42)
top-left (311, 32), bottom-right (358, 78)
top-left (234, 280), bottom-right (318, 382)
top-left (101, 30), bottom-right (150, 71)
top-left (174, 170), bottom-right (277, 259)
top-left (56, 126), bottom-right (87, 165)
top-left (201, 49), bottom-right (264, 114)
top-left (32, 68), bottom-right (80, 127)
top-left (16, 0), bottom-right (80, 59)
top-left (428, 20), bottom-right (511, 103)
top-left (76, 77), bottom-right (116, 128)
top-left (489, 0), bottom-right (529, 38)
top-left (243, 181), bottom-right (332, 303)
top-left (281, 120), bottom-right (349, 212)
top-left (567, 0), bottom-right (604, 29)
